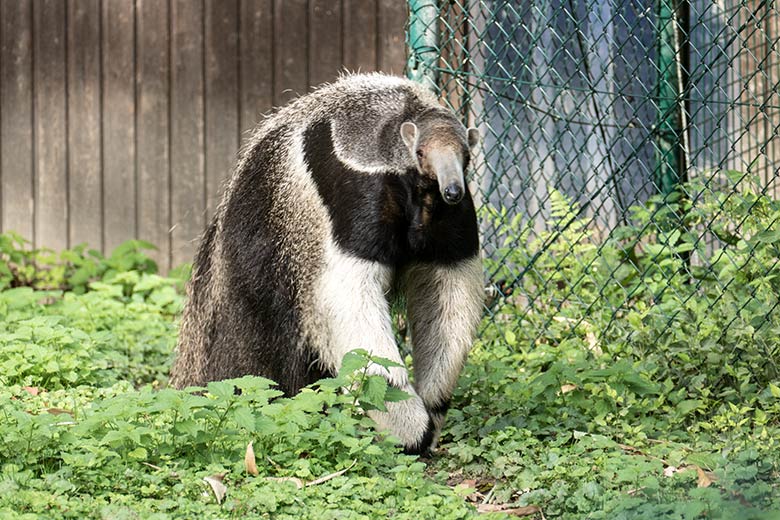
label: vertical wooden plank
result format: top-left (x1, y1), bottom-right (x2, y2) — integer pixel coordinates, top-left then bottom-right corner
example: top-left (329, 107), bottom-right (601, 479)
top-left (205, 0), bottom-right (239, 219)
top-left (273, 0), bottom-right (308, 105)
top-left (102, 0), bottom-right (136, 253)
top-left (68, 0), bottom-right (102, 250)
top-left (239, 0), bottom-right (273, 134)
top-left (377, 0), bottom-right (406, 74)
top-left (1, 0), bottom-right (34, 240)
top-left (136, 0), bottom-right (170, 269)
top-left (170, 0), bottom-right (205, 267)
top-left (342, 0), bottom-right (377, 72)
top-left (309, 0), bottom-right (342, 87)
top-left (33, 0), bottom-right (68, 251)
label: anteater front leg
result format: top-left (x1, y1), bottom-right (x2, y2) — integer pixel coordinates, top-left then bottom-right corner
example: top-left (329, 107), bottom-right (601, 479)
top-left (403, 256), bottom-right (484, 450)
top-left (317, 244), bottom-right (432, 454)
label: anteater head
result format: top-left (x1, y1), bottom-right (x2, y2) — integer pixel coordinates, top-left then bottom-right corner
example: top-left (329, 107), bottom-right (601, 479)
top-left (399, 110), bottom-right (479, 205)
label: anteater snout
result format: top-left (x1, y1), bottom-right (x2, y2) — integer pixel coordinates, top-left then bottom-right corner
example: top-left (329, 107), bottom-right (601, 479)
top-left (443, 183), bottom-right (464, 204)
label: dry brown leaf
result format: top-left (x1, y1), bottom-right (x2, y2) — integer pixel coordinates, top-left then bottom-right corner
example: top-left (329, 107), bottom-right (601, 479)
top-left (266, 476), bottom-right (304, 489)
top-left (454, 479), bottom-right (483, 503)
top-left (477, 503), bottom-right (542, 516)
top-left (23, 386), bottom-right (40, 396)
top-left (695, 466), bottom-right (715, 488)
top-left (585, 331), bottom-right (601, 355)
top-left (203, 473), bottom-right (228, 504)
top-left (559, 384), bottom-right (577, 394)
top-left (456, 479), bottom-right (477, 490)
top-left (245, 442), bottom-right (259, 476)
top-left (46, 408), bottom-right (74, 416)
top-left (663, 464), bottom-right (716, 488)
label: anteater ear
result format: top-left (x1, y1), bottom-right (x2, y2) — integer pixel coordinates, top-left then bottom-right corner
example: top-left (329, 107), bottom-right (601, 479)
top-left (400, 121), bottom-right (418, 151)
top-left (467, 127), bottom-right (480, 150)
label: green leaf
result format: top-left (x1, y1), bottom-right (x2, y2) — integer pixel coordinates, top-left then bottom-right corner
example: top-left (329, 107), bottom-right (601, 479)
top-left (206, 381), bottom-right (236, 400)
top-left (369, 355), bottom-right (404, 369)
top-left (383, 386), bottom-right (411, 403)
top-left (254, 415), bottom-right (279, 435)
top-left (291, 389), bottom-right (327, 411)
top-left (676, 399), bottom-right (702, 416)
top-left (364, 445), bottom-right (384, 456)
top-left (752, 228), bottom-right (780, 243)
top-left (231, 407), bottom-right (256, 432)
top-left (360, 375), bottom-right (389, 411)
top-left (339, 351), bottom-right (369, 378)
top-left (127, 447), bottom-right (148, 460)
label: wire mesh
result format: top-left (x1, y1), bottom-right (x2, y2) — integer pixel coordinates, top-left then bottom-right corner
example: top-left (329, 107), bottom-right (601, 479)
top-left (407, 0), bottom-right (780, 353)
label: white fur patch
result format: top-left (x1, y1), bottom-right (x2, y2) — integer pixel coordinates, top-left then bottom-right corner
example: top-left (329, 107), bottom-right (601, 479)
top-left (367, 392), bottom-right (430, 447)
top-left (314, 242), bottom-right (409, 387)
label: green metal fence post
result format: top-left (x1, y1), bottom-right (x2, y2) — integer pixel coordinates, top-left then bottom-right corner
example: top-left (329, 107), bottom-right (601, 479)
top-left (406, 0), bottom-right (439, 91)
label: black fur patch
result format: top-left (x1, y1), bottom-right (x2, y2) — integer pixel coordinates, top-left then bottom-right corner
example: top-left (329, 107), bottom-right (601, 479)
top-left (213, 125), bottom-right (335, 395)
top-left (402, 415), bottom-right (437, 457)
top-left (303, 120), bottom-right (479, 267)
top-left (429, 399), bottom-right (451, 416)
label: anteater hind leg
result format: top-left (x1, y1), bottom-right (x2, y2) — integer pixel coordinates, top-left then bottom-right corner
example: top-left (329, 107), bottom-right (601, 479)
top-left (403, 256), bottom-right (484, 450)
top-left (317, 243), bottom-right (433, 454)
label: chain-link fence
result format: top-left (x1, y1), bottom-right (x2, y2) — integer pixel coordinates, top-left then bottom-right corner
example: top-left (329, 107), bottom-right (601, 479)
top-left (407, 0), bottom-right (780, 351)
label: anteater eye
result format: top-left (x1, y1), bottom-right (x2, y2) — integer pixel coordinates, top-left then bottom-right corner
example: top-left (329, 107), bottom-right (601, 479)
top-left (416, 149), bottom-right (424, 159)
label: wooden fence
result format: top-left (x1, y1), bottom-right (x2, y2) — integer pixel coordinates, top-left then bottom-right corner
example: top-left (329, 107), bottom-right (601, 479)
top-left (0, 0), bottom-right (407, 270)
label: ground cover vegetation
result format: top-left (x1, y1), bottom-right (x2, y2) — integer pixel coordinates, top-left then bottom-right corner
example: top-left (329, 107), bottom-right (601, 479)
top-left (1, 178), bottom-right (779, 518)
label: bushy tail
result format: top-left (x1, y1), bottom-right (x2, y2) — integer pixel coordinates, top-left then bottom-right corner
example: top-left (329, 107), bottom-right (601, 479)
top-left (169, 219), bottom-right (219, 389)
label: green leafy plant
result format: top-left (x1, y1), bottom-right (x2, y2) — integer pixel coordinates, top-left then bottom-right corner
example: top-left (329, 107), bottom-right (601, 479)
top-left (465, 180), bottom-right (780, 517)
top-left (0, 232), bottom-right (162, 293)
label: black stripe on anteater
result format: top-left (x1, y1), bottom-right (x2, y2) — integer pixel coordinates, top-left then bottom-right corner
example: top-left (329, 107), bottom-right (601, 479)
top-left (218, 125), bottom-right (332, 395)
top-left (303, 119), bottom-right (479, 266)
